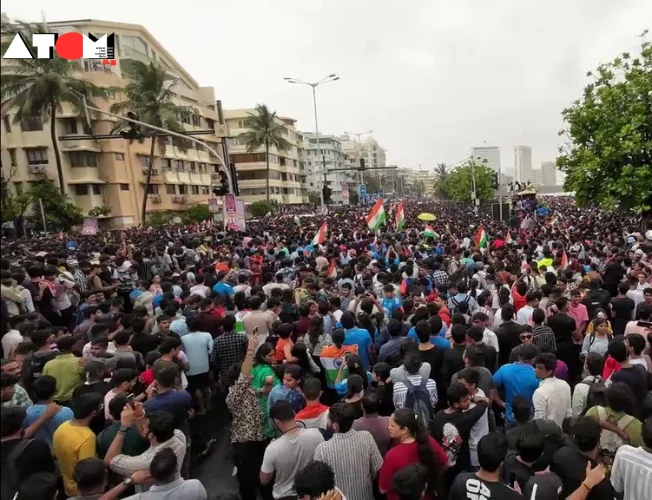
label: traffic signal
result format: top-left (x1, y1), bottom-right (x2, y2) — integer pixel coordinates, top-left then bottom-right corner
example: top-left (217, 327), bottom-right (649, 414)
top-left (322, 185), bottom-right (332, 204)
top-left (120, 111), bottom-right (144, 140)
top-left (491, 172), bottom-right (499, 189)
top-left (359, 158), bottom-right (365, 170)
top-left (213, 169), bottom-right (229, 196)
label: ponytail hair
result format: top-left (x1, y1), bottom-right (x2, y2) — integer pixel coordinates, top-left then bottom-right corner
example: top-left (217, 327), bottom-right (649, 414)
top-left (345, 374), bottom-right (364, 399)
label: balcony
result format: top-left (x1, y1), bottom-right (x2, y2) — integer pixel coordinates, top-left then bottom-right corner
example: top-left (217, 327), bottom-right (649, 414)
top-left (28, 164), bottom-right (48, 176)
top-left (141, 167), bottom-right (161, 178)
top-left (172, 195), bottom-right (188, 205)
top-left (149, 195), bottom-right (162, 204)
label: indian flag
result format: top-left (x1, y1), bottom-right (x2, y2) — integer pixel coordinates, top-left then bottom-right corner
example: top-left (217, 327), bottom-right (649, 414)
top-left (327, 259), bottom-right (337, 278)
top-left (505, 232), bottom-right (513, 245)
top-left (319, 345), bottom-right (359, 387)
top-left (550, 216), bottom-right (559, 226)
top-left (423, 225), bottom-right (439, 239)
top-left (294, 215), bottom-right (301, 227)
top-left (366, 199), bottom-right (386, 231)
top-left (312, 221), bottom-right (328, 245)
top-left (474, 226), bottom-right (488, 249)
top-left (395, 202), bottom-right (406, 231)
top-left (560, 250), bottom-right (568, 269)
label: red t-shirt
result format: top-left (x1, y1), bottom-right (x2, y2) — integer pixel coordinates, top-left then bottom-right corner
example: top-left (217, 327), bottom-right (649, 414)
top-left (512, 289), bottom-right (526, 313)
top-left (379, 437), bottom-right (448, 500)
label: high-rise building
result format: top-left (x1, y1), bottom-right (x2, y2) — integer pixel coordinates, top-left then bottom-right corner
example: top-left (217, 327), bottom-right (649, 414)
top-left (541, 161), bottom-right (558, 186)
top-left (302, 133), bottom-right (356, 204)
top-left (514, 146), bottom-right (533, 183)
top-left (0, 18), bottom-right (227, 228)
top-left (531, 169), bottom-right (543, 186)
top-left (225, 109), bottom-right (305, 204)
top-left (471, 146), bottom-right (501, 172)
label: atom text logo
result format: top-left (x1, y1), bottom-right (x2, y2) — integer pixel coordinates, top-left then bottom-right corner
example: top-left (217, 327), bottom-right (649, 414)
top-left (2, 32), bottom-right (116, 65)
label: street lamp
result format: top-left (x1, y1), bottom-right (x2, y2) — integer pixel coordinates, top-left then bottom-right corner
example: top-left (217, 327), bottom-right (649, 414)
top-left (284, 74), bottom-right (340, 208)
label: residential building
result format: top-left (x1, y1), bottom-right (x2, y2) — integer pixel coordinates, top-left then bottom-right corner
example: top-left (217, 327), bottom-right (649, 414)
top-left (413, 168), bottom-right (436, 197)
top-left (531, 169), bottom-right (543, 186)
top-left (471, 146), bottom-right (501, 172)
top-left (514, 146), bottom-right (533, 183)
top-left (302, 133), bottom-right (356, 205)
top-left (0, 17), bottom-right (227, 228)
top-left (225, 109), bottom-right (304, 204)
top-left (541, 161), bottom-right (558, 186)
top-left (393, 168), bottom-right (415, 196)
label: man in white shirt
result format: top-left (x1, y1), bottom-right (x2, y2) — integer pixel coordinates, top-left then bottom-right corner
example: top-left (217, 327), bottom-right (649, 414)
top-left (189, 275), bottom-right (210, 298)
top-left (262, 273), bottom-right (290, 297)
top-left (611, 417), bottom-right (652, 500)
top-left (532, 353), bottom-right (571, 427)
top-left (516, 292), bottom-right (538, 326)
top-left (457, 368), bottom-right (490, 468)
top-left (392, 351), bottom-right (438, 409)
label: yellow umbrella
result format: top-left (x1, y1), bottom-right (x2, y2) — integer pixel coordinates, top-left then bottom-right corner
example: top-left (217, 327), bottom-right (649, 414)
top-left (417, 213), bottom-right (436, 221)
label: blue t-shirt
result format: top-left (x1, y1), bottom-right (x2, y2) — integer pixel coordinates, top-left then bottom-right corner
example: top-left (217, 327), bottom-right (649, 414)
top-left (213, 282), bottom-right (234, 297)
top-left (407, 325), bottom-right (450, 350)
top-left (493, 362), bottom-right (540, 423)
top-left (23, 404), bottom-right (74, 447)
top-left (343, 327), bottom-right (374, 370)
top-left (152, 294), bottom-right (165, 309)
top-left (143, 389), bottom-right (193, 429)
top-left (181, 331), bottom-right (213, 376)
top-left (335, 372), bottom-right (373, 397)
top-left (382, 296), bottom-right (401, 316)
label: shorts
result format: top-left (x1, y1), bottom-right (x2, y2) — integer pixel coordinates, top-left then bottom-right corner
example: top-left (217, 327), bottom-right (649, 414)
top-left (186, 372), bottom-right (210, 393)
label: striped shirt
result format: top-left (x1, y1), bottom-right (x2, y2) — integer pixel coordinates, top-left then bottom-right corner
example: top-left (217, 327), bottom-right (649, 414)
top-left (392, 374), bottom-right (438, 409)
top-left (314, 430), bottom-right (383, 500)
top-left (532, 324), bottom-right (556, 353)
top-left (611, 445), bottom-right (652, 500)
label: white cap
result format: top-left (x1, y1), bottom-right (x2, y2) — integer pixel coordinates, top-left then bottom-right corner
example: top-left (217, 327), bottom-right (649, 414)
top-left (646, 229), bottom-right (652, 240)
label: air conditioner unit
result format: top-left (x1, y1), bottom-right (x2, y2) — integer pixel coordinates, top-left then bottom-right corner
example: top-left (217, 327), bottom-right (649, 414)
top-left (28, 164), bottom-right (46, 175)
top-left (149, 195), bottom-right (162, 204)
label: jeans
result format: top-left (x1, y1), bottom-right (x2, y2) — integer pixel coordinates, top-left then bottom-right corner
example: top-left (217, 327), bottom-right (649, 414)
top-left (231, 440), bottom-right (272, 500)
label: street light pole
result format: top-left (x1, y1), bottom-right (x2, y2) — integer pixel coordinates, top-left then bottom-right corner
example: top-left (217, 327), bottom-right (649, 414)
top-left (284, 75), bottom-right (339, 209)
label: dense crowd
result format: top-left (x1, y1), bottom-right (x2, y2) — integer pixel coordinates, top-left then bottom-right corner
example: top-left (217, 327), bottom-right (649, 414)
top-left (1, 196), bottom-right (651, 500)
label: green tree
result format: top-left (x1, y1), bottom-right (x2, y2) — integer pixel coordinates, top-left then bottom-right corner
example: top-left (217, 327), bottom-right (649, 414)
top-left (29, 180), bottom-right (83, 231)
top-left (1, 20), bottom-right (110, 193)
top-left (88, 206), bottom-right (112, 218)
top-left (148, 211), bottom-right (173, 228)
top-left (444, 162), bottom-right (494, 203)
top-left (433, 163), bottom-right (450, 199)
top-left (110, 60), bottom-right (190, 224)
top-left (250, 200), bottom-right (275, 218)
top-left (557, 37), bottom-right (652, 213)
top-left (183, 203), bottom-right (212, 223)
top-left (238, 104), bottom-right (291, 202)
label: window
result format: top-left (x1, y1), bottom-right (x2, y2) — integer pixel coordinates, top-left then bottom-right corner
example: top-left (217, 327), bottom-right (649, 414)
top-left (180, 112), bottom-right (191, 125)
top-left (206, 118), bottom-right (215, 131)
top-left (74, 184), bottom-right (89, 196)
top-left (175, 160), bottom-right (184, 171)
top-left (3, 115), bottom-right (11, 132)
top-left (231, 153), bottom-right (267, 163)
top-left (237, 120), bottom-right (245, 129)
top-left (189, 162), bottom-right (196, 172)
top-left (69, 151), bottom-right (98, 167)
top-left (161, 158), bottom-right (172, 170)
top-left (26, 148), bottom-right (48, 165)
top-left (166, 185), bottom-right (176, 195)
top-left (8, 148), bottom-right (17, 166)
top-left (92, 184), bottom-right (102, 195)
top-left (178, 185), bottom-right (187, 195)
top-left (114, 153), bottom-right (125, 161)
top-left (191, 185), bottom-right (200, 195)
top-left (191, 115), bottom-right (201, 127)
top-left (201, 185), bottom-right (210, 195)
top-left (121, 35), bottom-right (148, 55)
top-left (61, 118), bottom-right (78, 134)
top-left (139, 156), bottom-right (152, 168)
top-left (198, 163), bottom-right (206, 172)
top-left (20, 116), bottom-right (43, 132)
top-left (120, 183), bottom-right (129, 191)
top-left (146, 184), bottom-right (159, 194)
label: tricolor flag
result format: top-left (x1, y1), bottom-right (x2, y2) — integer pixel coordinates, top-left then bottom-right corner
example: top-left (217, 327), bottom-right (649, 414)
top-left (294, 215), bottom-right (301, 227)
top-left (560, 250), bottom-right (568, 269)
top-left (550, 216), bottom-right (559, 226)
top-left (312, 222), bottom-right (328, 245)
top-left (395, 202), bottom-right (406, 231)
top-left (366, 199), bottom-right (386, 231)
top-left (327, 259), bottom-right (337, 278)
top-left (423, 225), bottom-right (439, 239)
top-left (505, 232), bottom-right (513, 245)
top-left (474, 226), bottom-right (488, 249)
top-left (319, 345), bottom-right (359, 387)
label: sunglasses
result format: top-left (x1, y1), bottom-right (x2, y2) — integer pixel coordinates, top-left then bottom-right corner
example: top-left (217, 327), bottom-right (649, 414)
top-left (520, 334), bottom-right (533, 340)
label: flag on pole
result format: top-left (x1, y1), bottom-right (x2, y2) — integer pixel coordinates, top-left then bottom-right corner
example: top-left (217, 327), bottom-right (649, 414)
top-left (505, 232), bottom-right (513, 245)
top-left (312, 222), bottom-right (328, 246)
top-left (395, 202), bottom-right (405, 231)
top-left (423, 225), bottom-right (439, 239)
top-left (294, 215), bottom-right (301, 227)
top-left (366, 199), bottom-right (386, 231)
top-left (327, 259), bottom-right (337, 278)
top-left (560, 250), bottom-right (568, 269)
top-left (474, 226), bottom-right (488, 249)
top-left (265, 211), bottom-right (272, 217)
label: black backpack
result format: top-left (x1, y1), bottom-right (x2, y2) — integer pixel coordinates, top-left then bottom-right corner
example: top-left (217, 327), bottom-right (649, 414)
top-left (581, 377), bottom-right (609, 414)
top-left (0, 439), bottom-right (33, 500)
top-left (404, 378), bottom-right (435, 429)
top-left (449, 294), bottom-right (470, 315)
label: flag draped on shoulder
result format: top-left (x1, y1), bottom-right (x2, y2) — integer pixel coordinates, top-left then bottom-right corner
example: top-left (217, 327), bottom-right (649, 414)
top-left (423, 225), bottom-right (439, 239)
top-left (505, 232), bottom-right (513, 245)
top-left (395, 202), bottom-right (405, 231)
top-left (474, 225), bottom-right (487, 249)
top-left (327, 259), bottom-right (337, 278)
top-left (560, 250), bottom-right (568, 269)
top-left (366, 199), bottom-right (386, 231)
top-left (312, 222), bottom-right (328, 245)
top-left (294, 215), bottom-right (301, 227)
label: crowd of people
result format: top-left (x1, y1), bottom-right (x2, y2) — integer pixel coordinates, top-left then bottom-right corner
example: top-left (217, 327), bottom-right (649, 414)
top-left (1, 196), bottom-right (652, 500)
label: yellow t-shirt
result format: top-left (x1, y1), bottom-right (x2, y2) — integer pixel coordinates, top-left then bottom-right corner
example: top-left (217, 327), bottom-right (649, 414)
top-left (52, 421), bottom-right (97, 496)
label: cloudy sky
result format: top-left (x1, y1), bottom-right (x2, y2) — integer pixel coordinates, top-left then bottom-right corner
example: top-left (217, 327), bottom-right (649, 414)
top-left (3, 0), bottom-right (650, 175)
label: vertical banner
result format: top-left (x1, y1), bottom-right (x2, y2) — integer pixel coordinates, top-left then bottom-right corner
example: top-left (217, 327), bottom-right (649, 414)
top-left (223, 193), bottom-right (238, 230)
top-left (235, 199), bottom-right (246, 231)
top-left (341, 183), bottom-right (349, 204)
top-left (82, 218), bottom-right (98, 235)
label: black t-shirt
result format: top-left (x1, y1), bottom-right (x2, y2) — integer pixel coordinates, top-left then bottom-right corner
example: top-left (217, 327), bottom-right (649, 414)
top-left (496, 321), bottom-right (524, 366)
top-left (449, 472), bottom-right (521, 500)
top-left (130, 332), bottom-right (161, 358)
top-left (551, 446), bottom-right (615, 500)
top-left (0, 438), bottom-right (56, 498)
top-left (432, 404), bottom-right (487, 473)
top-left (502, 453), bottom-right (535, 491)
top-left (611, 364), bottom-right (649, 405)
top-left (610, 297), bottom-right (635, 336)
top-left (603, 262), bottom-right (624, 286)
top-left (547, 313), bottom-right (576, 344)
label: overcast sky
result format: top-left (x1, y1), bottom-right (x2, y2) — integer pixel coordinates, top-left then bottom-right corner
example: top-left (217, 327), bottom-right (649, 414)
top-left (3, 0), bottom-right (650, 174)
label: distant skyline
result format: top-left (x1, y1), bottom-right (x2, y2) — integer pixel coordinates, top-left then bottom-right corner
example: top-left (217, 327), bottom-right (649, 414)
top-left (2, 0), bottom-right (649, 171)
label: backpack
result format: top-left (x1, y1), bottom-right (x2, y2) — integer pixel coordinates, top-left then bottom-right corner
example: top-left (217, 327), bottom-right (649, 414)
top-left (580, 377), bottom-right (609, 415)
top-left (0, 439), bottom-right (34, 500)
top-left (595, 406), bottom-right (634, 469)
top-left (403, 377), bottom-right (435, 429)
top-left (449, 294), bottom-right (469, 315)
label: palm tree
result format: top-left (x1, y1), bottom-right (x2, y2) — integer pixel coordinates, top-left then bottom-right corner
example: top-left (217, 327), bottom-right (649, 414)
top-left (1, 20), bottom-right (110, 194)
top-left (434, 163), bottom-right (449, 181)
top-left (110, 60), bottom-right (189, 224)
top-left (434, 163), bottom-right (450, 199)
top-left (238, 104), bottom-right (290, 202)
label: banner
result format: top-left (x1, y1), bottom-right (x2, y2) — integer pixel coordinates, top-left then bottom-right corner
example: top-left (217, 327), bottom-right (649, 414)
top-left (235, 199), bottom-right (246, 232)
top-left (223, 193), bottom-right (238, 230)
top-left (82, 218), bottom-right (98, 235)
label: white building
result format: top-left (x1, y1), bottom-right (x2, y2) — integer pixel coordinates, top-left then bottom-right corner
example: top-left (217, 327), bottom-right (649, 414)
top-left (303, 133), bottom-right (355, 204)
top-left (531, 169), bottom-right (543, 186)
top-left (541, 161), bottom-right (558, 186)
top-left (514, 146), bottom-right (533, 183)
top-left (471, 146), bottom-right (501, 172)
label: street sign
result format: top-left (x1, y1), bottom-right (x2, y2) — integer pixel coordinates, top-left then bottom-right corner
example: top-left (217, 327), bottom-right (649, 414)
top-left (378, 189), bottom-right (384, 197)
top-left (208, 198), bottom-right (219, 213)
top-left (359, 184), bottom-right (367, 197)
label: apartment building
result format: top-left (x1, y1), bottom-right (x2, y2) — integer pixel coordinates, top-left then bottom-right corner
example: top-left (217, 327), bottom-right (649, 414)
top-left (225, 109), bottom-right (305, 204)
top-left (0, 18), bottom-right (227, 227)
top-left (471, 146), bottom-right (501, 172)
top-left (514, 146), bottom-right (533, 183)
top-left (541, 161), bottom-right (558, 186)
top-left (302, 133), bottom-right (356, 205)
